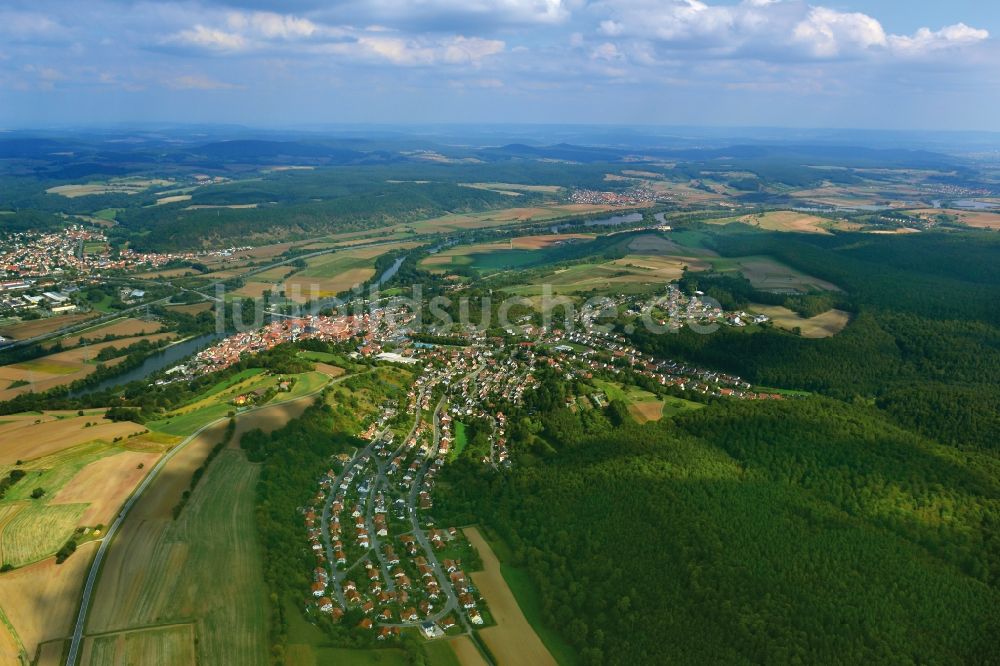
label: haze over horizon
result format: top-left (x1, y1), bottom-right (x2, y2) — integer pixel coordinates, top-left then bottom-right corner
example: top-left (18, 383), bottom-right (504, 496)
top-left (1, 0), bottom-right (998, 132)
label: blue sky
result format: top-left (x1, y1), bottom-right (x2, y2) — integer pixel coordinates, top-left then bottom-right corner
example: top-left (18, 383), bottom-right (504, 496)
top-left (0, 1), bottom-right (996, 130)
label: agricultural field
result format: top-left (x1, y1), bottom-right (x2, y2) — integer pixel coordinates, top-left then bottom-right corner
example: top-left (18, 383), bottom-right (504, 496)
top-left (0, 415), bottom-right (143, 465)
top-left (0, 503), bottom-right (87, 567)
top-left (459, 182), bottom-right (563, 196)
top-left (713, 255), bottom-right (841, 293)
top-left (82, 450), bottom-right (269, 666)
top-left (52, 317), bottom-right (163, 347)
top-left (83, 395), bottom-right (331, 666)
top-left (731, 210), bottom-right (836, 234)
top-left (906, 208), bottom-right (1000, 230)
top-left (446, 637), bottom-right (488, 666)
top-left (420, 234), bottom-right (593, 273)
top-left (45, 178), bottom-right (174, 198)
top-left (283, 241), bottom-right (422, 301)
top-left (84, 624), bottom-right (197, 666)
top-left (463, 527), bottom-right (557, 666)
top-left (593, 379), bottom-right (703, 423)
top-left (506, 261), bottom-right (682, 297)
top-left (0, 541), bottom-right (99, 662)
top-left (749, 304), bottom-right (852, 338)
top-left (0, 313), bottom-right (99, 341)
top-left (164, 301), bottom-right (214, 315)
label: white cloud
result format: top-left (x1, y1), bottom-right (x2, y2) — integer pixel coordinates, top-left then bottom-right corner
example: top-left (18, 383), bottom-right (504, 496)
top-left (170, 25), bottom-right (247, 52)
top-left (593, 0), bottom-right (989, 62)
top-left (888, 23), bottom-right (989, 56)
top-left (792, 7), bottom-right (887, 58)
top-left (167, 74), bottom-right (242, 90)
top-left (0, 10), bottom-right (66, 41)
top-left (363, 0), bottom-right (574, 26)
top-left (341, 34), bottom-right (505, 66)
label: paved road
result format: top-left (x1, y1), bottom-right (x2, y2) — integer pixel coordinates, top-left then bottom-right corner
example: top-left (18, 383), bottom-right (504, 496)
top-left (64, 380), bottom-right (337, 666)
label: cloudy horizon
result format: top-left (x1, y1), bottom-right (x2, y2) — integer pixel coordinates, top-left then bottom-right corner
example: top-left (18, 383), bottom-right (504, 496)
top-left (0, 0), bottom-right (997, 131)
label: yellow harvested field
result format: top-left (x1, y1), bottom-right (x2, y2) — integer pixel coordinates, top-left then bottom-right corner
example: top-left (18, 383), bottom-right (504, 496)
top-left (735, 210), bottom-right (834, 234)
top-left (0, 416), bottom-right (142, 465)
top-left (155, 194), bottom-right (192, 205)
top-left (0, 313), bottom-right (98, 340)
top-left (464, 527), bottom-right (556, 666)
top-left (0, 540), bottom-right (97, 658)
top-left (751, 304), bottom-right (852, 338)
top-left (449, 636), bottom-right (490, 666)
top-left (83, 624), bottom-right (197, 666)
top-left (50, 450), bottom-right (163, 525)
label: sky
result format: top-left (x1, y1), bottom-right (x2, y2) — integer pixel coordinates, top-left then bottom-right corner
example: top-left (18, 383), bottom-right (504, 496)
top-left (0, 0), bottom-right (997, 131)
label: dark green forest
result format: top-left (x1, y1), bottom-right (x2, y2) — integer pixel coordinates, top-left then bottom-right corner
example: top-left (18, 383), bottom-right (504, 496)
top-left (436, 397), bottom-right (1000, 665)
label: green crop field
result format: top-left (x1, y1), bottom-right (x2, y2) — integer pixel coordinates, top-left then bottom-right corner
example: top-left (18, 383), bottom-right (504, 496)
top-left (85, 450), bottom-right (269, 665)
top-left (0, 503), bottom-right (87, 566)
top-left (86, 625), bottom-right (197, 666)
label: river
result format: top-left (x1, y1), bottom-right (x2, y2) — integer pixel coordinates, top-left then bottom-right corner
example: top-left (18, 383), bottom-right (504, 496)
top-left (71, 331), bottom-right (224, 395)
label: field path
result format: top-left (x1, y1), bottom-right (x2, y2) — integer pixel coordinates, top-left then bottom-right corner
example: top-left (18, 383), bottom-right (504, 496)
top-left (464, 527), bottom-right (557, 666)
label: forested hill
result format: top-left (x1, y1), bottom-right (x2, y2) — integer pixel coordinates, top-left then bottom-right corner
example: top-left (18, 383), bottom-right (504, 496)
top-left (436, 398), bottom-right (1000, 665)
top-left (627, 229), bottom-right (1000, 450)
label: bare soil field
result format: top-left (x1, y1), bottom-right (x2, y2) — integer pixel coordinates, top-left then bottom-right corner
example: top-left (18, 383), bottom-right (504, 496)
top-left (750, 304), bottom-right (851, 338)
top-left (448, 636), bottom-right (490, 666)
top-left (50, 450), bottom-right (163, 525)
top-left (0, 313), bottom-right (98, 340)
top-left (0, 540), bottom-right (98, 659)
top-left (0, 416), bottom-right (141, 465)
top-left (463, 527), bottom-right (556, 666)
